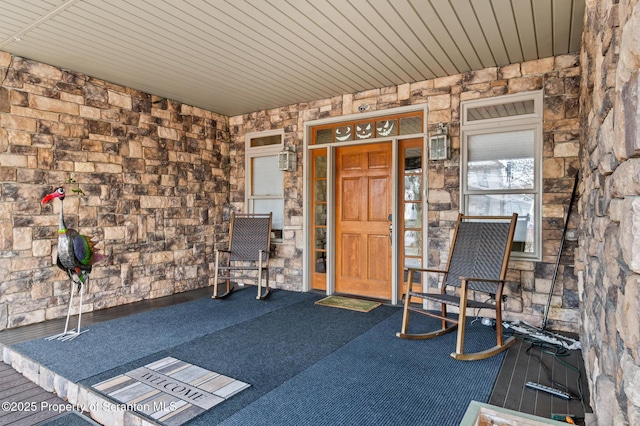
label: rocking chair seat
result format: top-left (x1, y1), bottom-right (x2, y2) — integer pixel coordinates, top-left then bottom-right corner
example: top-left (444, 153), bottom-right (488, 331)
top-left (397, 213), bottom-right (519, 361)
top-left (410, 292), bottom-right (496, 310)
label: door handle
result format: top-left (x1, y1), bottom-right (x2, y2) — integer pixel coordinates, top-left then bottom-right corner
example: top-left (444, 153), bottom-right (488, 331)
top-left (388, 214), bottom-right (392, 245)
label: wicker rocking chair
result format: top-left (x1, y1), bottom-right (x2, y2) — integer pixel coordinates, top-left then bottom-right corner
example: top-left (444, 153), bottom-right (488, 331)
top-left (397, 213), bottom-right (518, 360)
top-left (212, 212), bottom-right (272, 300)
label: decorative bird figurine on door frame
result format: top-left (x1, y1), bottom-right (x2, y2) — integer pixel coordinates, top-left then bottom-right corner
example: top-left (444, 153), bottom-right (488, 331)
top-left (41, 186), bottom-right (104, 341)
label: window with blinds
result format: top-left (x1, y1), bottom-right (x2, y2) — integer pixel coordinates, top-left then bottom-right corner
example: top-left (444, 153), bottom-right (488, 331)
top-left (461, 92), bottom-right (543, 260)
top-left (246, 131), bottom-right (285, 241)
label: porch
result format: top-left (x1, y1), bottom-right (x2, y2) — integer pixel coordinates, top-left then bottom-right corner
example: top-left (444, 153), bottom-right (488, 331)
top-left (0, 287), bottom-right (592, 425)
top-left (1, 0), bottom-right (640, 424)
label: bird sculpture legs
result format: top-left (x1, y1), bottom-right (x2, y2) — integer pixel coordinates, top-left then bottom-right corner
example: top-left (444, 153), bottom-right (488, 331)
top-left (47, 272), bottom-right (89, 341)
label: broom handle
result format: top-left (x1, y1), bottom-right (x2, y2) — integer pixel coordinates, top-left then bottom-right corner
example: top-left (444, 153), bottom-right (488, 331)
top-left (541, 172), bottom-right (579, 331)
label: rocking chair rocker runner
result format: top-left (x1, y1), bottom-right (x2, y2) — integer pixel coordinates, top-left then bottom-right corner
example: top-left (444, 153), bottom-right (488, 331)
top-left (212, 212), bottom-right (273, 300)
top-left (397, 213), bottom-right (518, 361)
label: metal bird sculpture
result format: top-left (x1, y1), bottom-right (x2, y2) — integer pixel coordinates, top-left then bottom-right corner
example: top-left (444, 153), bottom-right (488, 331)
top-left (41, 186), bottom-right (104, 340)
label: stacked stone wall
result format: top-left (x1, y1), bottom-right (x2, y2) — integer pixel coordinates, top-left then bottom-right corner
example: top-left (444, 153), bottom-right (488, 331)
top-left (1, 48), bottom-right (583, 335)
top-left (0, 52), bottom-right (228, 329)
top-left (577, 0), bottom-right (640, 423)
top-left (230, 54), bottom-right (581, 331)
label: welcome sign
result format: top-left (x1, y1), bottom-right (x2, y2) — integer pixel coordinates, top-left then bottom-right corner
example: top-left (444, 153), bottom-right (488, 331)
top-left (93, 357), bottom-right (250, 425)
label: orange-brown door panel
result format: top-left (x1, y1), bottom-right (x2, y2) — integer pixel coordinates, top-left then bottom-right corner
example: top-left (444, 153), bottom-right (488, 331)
top-left (336, 143), bottom-right (392, 300)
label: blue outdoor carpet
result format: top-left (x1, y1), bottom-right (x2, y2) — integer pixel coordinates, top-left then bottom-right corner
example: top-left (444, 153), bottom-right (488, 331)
top-left (14, 288), bottom-right (313, 382)
top-left (11, 289), bottom-right (505, 425)
top-left (216, 310), bottom-right (503, 426)
top-left (39, 412), bottom-right (101, 426)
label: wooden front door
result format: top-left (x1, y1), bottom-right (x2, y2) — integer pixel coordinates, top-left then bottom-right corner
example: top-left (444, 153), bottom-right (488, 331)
top-left (335, 143), bottom-right (392, 299)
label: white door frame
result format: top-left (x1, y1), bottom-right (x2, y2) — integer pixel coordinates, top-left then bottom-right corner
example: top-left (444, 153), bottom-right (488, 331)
top-left (302, 105), bottom-right (428, 305)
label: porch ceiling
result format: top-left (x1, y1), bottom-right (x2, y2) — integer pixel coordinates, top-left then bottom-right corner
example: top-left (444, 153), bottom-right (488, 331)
top-left (0, 0), bottom-right (585, 117)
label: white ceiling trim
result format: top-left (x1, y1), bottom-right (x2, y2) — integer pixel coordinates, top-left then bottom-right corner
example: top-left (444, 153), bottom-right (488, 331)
top-left (0, 0), bottom-right (81, 48)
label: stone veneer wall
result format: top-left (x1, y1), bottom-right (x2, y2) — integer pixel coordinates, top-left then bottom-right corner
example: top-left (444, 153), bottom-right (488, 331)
top-left (0, 48), bottom-right (583, 334)
top-left (0, 51), bottom-right (228, 330)
top-left (577, 0), bottom-right (640, 424)
top-left (229, 53), bottom-right (582, 332)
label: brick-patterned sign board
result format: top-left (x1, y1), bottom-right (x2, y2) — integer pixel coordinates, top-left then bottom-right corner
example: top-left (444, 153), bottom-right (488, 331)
top-left (93, 357), bottom-right (250, 425)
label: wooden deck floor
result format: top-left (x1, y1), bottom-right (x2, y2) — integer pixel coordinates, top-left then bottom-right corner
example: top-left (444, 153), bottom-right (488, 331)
top-left (490, 333), bottom-right (593, 425)
top-left (0, 361), bottom-right (68, 425)
top-left (0, 287), bottom-right (594, 425)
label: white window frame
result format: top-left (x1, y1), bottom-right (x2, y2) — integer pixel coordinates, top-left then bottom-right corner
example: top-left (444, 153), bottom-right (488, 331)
top-left (460, 91), bottom-right (543, 261)
top-left (245, 129), bottom-right (285, 243)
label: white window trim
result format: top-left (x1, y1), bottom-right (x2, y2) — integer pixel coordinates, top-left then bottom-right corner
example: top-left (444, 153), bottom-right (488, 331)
top-left (245, 129), bottom-right (285, 242)
top-left (460, 91), bottom-right (543, 261)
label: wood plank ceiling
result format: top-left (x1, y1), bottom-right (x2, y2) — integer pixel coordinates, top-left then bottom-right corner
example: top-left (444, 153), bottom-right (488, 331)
top-left (0, 0), bottom-right (585, 116)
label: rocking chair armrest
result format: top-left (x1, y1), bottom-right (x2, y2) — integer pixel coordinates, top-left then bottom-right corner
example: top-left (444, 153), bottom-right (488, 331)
top-left (458, 276), bottom-right (506, 284)
top-left (405, 267), bottom-right (448, 275)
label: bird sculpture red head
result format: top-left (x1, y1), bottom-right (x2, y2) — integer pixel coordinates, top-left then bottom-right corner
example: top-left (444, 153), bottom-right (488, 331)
top-left (41, 187), bottom-right (66, 204)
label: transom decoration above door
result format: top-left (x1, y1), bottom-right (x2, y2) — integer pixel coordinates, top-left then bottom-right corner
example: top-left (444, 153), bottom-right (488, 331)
top-left (311, 111), bottom-right (423, 144)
